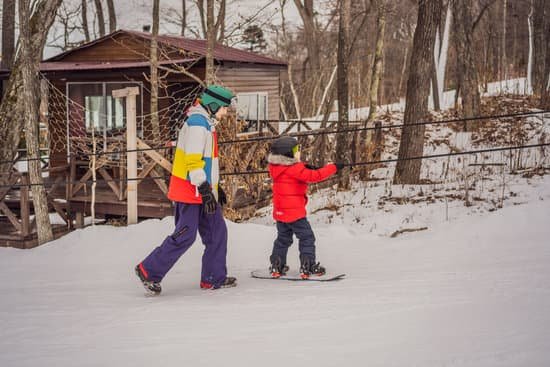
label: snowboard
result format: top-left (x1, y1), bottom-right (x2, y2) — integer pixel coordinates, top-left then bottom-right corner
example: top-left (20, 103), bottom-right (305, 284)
top-left (251, 269), bottom-right (346, 282)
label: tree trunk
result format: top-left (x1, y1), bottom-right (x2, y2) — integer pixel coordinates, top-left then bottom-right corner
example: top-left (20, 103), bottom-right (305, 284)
top-left (393, 0), bottom-right (442, 185)
top-left (82, 0), bottom-right (91, 42)
top-left (366, 0), bottom-right (386, 124)
top-left (532, 0), bottom-right (549, 98)
top-left (527, 1), bottom-right (534, 94)
top-left (93, 0), bottom-right (106, 37)
top-left (541, 1), bottom-right (550, 108)
top-left (293, 0), bottom-right (320, 74)
top-left (215, 0), bottom-right (226, 42)
top-left (1, 0), bottom-right (16, 69)
top-left (0, 0), bottom-right (63, 180)
top-left (19, 0), bottom-right (54, 244)
top-left (336, 0), bottom-right (351, 190)
top-left (502, 0), bottom-right (507, 81)
top-left (181, 0), bottom-right (187, 36)
top-left (150, 0), bottom-right (160, 142)
top-left (452, 0), bottom-right (481, 129)
top-left (205, 0), bottom-right (216, 84)
top-left (106, 0), bottom-right (117, 33)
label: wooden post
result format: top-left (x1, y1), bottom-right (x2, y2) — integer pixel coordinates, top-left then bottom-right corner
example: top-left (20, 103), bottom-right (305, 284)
top-left (20, 174), bottom-right (31, 237)
top-left (112, 87), bottom-right (140, 225)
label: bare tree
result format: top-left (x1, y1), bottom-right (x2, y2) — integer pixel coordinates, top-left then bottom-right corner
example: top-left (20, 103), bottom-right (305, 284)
top-left (196, 0), bottom-right (226, 41)
top-left (393, 0), bottom-right (442, 184)
top-left (0, 0), bottom-right (63, 179)
top-left (50, 2), bottom-right (85, 51)
top-left (532, 0), bottom-right (549, 98)
top-left (150, 0), bottom-right (161, 141)
top-left (336, 0), bottom-right (351, 189)
top-left (366, 0), bottom-right (387, 124)
top-left (1, 0), bottom-right (16, 69)
top-left (93, 0), bottom-right (106, 37)
top-left (294, 0), bottom-right (320, 74)
top-left (82, 0), bottom-right (91, 42)
top-left (181, 0), bottom-right (187, 36)
top-left (215, 0), bottom-right (226, 42)
top-left (106, 0), bottom-right (117, 33)
top-left (540, 1), bottom-right (550, 108)
top-left (503, 0), bottom-right (508, 80)
top-left (205, 0), bottom-right (216, 84)
top-left (18, 0), bottom-right (62, 244)
top-left (453, 0), bottom-right (481, 127)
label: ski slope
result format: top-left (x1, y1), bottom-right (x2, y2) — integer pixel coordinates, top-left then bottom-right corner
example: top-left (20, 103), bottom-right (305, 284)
top-left (1, 192), bottom-right (550, 366)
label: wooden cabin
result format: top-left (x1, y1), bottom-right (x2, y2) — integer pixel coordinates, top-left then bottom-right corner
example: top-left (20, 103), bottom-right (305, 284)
top-left (0, 30), bottom-right (286, 247)
top-left (39, 29), bottom-right (286, 169)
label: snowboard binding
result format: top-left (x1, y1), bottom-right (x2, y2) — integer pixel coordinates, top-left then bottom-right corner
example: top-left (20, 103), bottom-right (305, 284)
top-left (299, 255), bottom-right (326, 279)
top-left (269, 255), bottom-right (289, 278)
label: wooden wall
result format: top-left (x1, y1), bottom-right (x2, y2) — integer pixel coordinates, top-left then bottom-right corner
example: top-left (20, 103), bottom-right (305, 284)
top-left (216, 64), bottom-right (283, 121)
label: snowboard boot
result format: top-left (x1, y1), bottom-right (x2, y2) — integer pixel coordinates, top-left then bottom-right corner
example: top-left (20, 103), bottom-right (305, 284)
top-left (135, 264), bottom-right (162, 296)
top-left (269, 255), bottom-right (289, 278)
top-left (299, 255), bottom-right (326, 279)
top-left (200, 276), bottom-right (238, 290)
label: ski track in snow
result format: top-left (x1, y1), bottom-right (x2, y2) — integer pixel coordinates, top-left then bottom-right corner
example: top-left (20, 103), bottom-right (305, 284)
top-left (1, 195), bottom-right (550, 366)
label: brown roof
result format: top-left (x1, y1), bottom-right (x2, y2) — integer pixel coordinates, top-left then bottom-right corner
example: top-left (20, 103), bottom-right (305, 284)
top-left (39, 58), bottom-right (198, 72)
top-left (45, 29), bottom-right (286, 67)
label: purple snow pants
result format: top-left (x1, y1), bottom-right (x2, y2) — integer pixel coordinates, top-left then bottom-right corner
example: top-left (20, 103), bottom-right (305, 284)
top-left (140, 202), bottom-right (228, 287)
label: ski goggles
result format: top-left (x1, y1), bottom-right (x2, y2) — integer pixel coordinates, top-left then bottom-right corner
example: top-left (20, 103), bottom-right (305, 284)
top-left (292, 144), bottom-right (301, 155)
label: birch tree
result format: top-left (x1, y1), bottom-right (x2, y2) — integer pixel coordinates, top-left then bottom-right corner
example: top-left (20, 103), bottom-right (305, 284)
top-left (393, 0), bottom-right (442, 184)
top-left (430, 3), bottom-right (452, 110)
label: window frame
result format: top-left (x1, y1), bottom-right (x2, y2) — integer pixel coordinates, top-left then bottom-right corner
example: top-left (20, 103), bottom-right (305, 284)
top-left (235, 92), bottom-right (269, 137)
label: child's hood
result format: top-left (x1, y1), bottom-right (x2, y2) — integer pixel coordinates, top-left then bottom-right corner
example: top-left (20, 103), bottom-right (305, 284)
top-left (267, 153), bottom-right (301, 179)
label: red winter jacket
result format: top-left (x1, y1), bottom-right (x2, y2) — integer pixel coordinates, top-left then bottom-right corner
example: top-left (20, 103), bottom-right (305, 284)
top-left (268, 154), bottom-right (337, 223)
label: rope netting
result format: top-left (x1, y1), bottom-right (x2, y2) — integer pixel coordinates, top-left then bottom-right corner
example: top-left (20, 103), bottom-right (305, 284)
top-left (46, 78), bottom-right (203, 168)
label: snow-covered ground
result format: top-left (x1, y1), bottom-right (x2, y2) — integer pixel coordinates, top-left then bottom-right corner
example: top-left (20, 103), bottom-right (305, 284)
top-left (1, 174), bottom-right (550, 366)
top-left (2, 78), bottom-right (549, 366)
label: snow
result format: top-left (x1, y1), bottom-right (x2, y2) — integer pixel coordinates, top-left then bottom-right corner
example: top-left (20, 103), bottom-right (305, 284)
top-left (1, 174), bottom-right (550, 366)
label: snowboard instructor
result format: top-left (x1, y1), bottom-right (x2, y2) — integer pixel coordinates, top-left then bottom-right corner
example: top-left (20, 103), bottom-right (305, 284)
top-left (135, 85), bottom-right (237, 295)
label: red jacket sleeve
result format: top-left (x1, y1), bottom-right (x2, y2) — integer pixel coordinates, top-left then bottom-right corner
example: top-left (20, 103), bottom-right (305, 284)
top-left (287, 163), bottom-right (337, 183)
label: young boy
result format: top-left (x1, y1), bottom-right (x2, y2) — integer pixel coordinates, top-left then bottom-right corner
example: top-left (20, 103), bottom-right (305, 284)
top-left (267, 136), bottom-right (344, 279)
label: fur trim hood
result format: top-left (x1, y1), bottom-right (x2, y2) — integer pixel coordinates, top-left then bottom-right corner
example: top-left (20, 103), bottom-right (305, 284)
top-left (267, 153), bottom-right (299, 166)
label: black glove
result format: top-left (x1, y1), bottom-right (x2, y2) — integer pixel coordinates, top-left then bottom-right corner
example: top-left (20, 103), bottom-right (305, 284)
top-left (304, 164), bottom-right (319, 170)
top-left (334, 162), bottom-right (346, 171)
top-left (218, 185), bottom-right (227, 207)
top-left (197, 181), bottom-right (217, 214)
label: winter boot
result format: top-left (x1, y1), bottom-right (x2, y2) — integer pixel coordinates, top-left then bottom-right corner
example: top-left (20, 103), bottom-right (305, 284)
top-left (299, 255), bottom-right (326, 279)
top-left (269, 255), bottom-right (289, 278)
top-left (135, 264), bottom-right (162, 296)
top-left (200, 276), bottom-right (238, 290)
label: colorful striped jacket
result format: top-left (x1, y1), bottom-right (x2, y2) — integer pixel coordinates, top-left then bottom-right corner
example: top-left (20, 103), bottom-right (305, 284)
top-left (167, 103), bottom-right (219, 204)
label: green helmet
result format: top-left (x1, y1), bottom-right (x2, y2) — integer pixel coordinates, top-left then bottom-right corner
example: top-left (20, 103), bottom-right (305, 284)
top-left (200, 85), bottom-right (235, 114)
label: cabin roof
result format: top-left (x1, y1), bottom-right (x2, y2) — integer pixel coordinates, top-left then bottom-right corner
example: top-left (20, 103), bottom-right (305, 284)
top-left (45, 29), bottom-right (287, 67)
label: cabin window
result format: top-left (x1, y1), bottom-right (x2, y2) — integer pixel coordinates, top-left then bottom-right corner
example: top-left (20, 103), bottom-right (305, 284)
top-left (67, 82), bottom-right (143, 135)
top-left (236, 92), bottom-right (268, 135)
